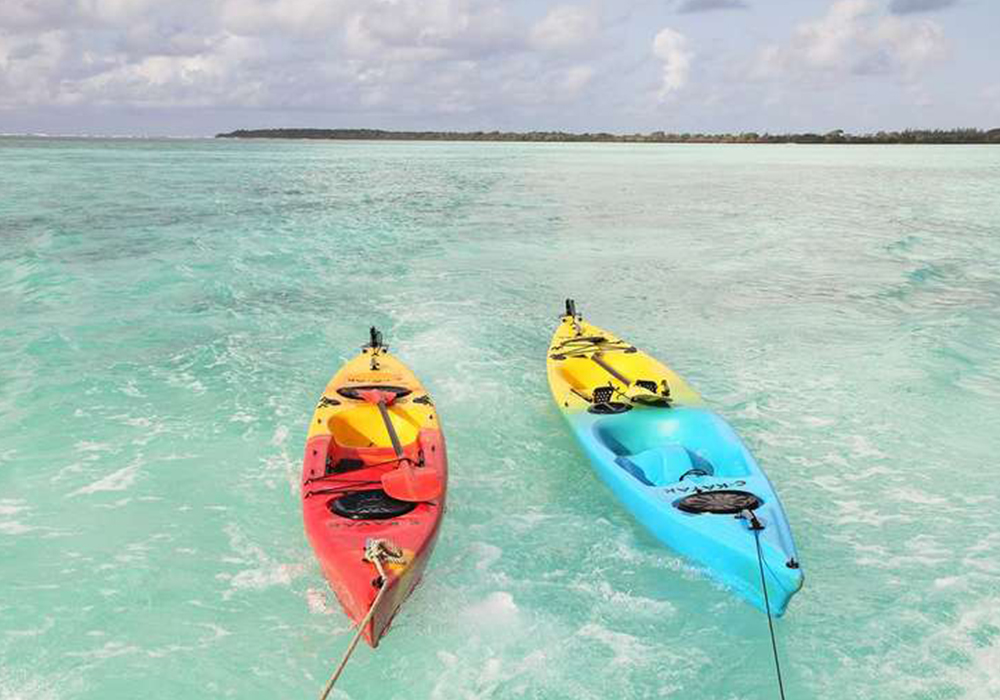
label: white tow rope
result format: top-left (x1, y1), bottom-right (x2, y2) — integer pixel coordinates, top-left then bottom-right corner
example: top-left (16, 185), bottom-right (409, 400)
top-left (317, 539), bottom-right (403, 700)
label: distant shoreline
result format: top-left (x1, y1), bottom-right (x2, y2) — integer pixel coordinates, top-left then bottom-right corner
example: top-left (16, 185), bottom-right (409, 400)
top-left (216, 127), bottom-right (1000, 145)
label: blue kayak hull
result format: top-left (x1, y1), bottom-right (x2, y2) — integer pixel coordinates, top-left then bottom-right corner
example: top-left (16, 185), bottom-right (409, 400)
top-left (565, 405), bottom-right (804, 615)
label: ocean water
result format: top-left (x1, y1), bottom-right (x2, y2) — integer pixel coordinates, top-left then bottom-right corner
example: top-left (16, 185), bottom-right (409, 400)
top-left (2, 136), bottom-right (999, 700)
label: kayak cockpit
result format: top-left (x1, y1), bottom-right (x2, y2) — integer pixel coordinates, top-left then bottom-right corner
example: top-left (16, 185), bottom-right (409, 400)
top-left (326, 401), bottom-right (422, 449)
top-left (593, 408), bottom-right (753, 487)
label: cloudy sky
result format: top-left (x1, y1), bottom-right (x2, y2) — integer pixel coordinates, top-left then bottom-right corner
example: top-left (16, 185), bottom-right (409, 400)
top-left (1, 0), bottom-right (997, 136)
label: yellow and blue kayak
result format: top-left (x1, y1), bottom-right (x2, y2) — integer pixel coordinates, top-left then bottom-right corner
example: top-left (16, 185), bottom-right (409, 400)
top-left (547, 301), bottom-right (803, 615)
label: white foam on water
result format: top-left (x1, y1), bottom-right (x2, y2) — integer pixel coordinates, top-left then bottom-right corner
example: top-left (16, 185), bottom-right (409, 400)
top-left (959, 631), bottom-right (1000, 700)
top-left (196, 622), bottom-right (232, 643)
top-left (0, 500), bottom-right (27, 517)
top-left (892, 487), bottom-right (949, 506)
top-left (50, 441), bottom-right (115, 484)
top-left (899, 597), bottom-right (1000, 700)
top-left (161, 368), bottom-right (207, 394)
top-left (119, 380), bottom-right (144, 398)
top-left (588, 529), bottom-right (689, 576)
top-left (961, 533), bottom-right (1000, 576)
top-left (4, 616), bottom-right (55, 638)
top-left (259, 450), bottom-right (297, 491)
top-left (65, 640), bottom-right (141, 660)
top-left (831, 498), bottom-right (912, 527)
top-left (576, 623), bottom-right (652, 668)
top-left (160, 452), bottom-right (198, 461)
top-left (73, 441), bottom-right (113, 453)
top-left (459, 591), bottom-right (521, 633)
top-left (810, 474), bottom-right (846, 493)
top-left (0, 499), bottom-right (34, 536)
top-left (0, 671), bottom-right (64, 700)
top-left (271, 425), bottom-right (289, 446)
top-left (933, 576), bottom-right (965, 589)
top-left (305, 588), bottom-right (335, 615)
top-left (69, 457), bottom-right (142, 496)
top-left (0, 522), bottom-right (33, 536)
top-left (429, 642), bottom-right (552, 700)
top-left (94, 497), bottom-right (132, 510)
top-left (218, 522), bottom-right (306, 598)
top-left (469, 542), bottom-right (503, 572)
top-left (223, 562), bottom-right (303, 595)
top-left (801, 415), bottom-right (836, 428)
top-left (569, 579), bottom-right (676, 618)
top-left (114, 414), bottom-right (153, 429)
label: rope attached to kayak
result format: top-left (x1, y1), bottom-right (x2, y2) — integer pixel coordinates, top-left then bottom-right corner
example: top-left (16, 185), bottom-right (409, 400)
top-left (317, 538), bottom-right (402, 700)
top-left (743, 510), bottom-right (787, 700)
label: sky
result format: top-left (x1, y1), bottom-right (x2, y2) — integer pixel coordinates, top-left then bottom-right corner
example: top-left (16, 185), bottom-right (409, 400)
top-left (0, 0), bottom-right (998, 136)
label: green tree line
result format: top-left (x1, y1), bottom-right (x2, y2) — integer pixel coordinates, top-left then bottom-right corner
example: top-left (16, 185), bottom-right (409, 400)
top-left (216, 127), bottom-right (1000, 144)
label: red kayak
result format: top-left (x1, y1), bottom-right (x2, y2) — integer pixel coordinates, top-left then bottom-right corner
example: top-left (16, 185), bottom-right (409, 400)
top-left (301, 330), bottom-right (447, 647)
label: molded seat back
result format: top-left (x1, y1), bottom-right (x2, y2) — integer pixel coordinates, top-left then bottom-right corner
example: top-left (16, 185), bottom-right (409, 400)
top-left (629, 445), bottom-right (693, 485)
top-left (594, 408), bottom-right (753, 478)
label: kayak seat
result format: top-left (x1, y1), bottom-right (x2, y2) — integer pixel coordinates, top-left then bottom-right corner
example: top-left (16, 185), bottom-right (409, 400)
top-left (632, 446), bottom-right (689, 484)
top-left (633, 446), bottom-right (713, 486)
top-left (612, 445), bottom-right (717, 486)
top-left (328, 404), bottom-right (420, 449)
top-left (594, 409), bottom-right (752, 479)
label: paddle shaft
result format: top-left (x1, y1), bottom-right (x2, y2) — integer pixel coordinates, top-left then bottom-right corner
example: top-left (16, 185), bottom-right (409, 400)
top-left (375, 400), bottom-right (405, 458)
top-left (590, 352), bottom-right (631, 386)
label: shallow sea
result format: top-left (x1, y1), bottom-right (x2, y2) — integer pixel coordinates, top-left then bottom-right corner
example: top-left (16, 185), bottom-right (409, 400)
top-left (2, 137), bottom-right (999, 699)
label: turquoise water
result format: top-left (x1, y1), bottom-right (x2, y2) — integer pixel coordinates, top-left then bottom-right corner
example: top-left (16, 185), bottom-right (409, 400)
top-left (2, 137), bottom-right (999, 699)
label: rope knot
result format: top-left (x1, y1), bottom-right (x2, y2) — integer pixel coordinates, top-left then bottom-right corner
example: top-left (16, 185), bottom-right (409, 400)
top-left (364, 538), bottom-right (404, 565)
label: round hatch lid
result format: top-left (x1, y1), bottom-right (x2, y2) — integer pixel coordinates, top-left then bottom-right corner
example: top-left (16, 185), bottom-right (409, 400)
top-left (675, 490), bottom-right (762, 515)
top-left (329, 489), bottom-right (416, 520)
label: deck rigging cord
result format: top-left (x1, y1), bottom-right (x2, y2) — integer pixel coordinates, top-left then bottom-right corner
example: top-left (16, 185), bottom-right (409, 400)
top-left (317, 539), bottom-right (402, 700)
top-left (551, 336), bottom-right (634, 357)
top-left (553, 301), bottom-right (670, 405)
top-left (743, 509), bottom-right (787, 700)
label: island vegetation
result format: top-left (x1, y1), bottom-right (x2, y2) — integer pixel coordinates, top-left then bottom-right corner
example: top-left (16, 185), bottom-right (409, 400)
top-left (216, 127), bottom-right (1000, 144)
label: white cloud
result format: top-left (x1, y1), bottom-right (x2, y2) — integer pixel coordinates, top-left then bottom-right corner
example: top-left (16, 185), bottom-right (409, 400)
top-left (562, 64), bottom-right (595, 95)
top-left (0, 0), bottom-right (77, 30)
top-left (873, 15), bottom-right (946, 69)
top-left (67, 35), bottom-right (263, 108)
top-left (752, 0), bottom-right (947, 82)
top-left (652, 27), bottom-right (692, 100)
top-left (529, 5), bottom-right (600, 53)
top-left (0, 0), bottom-right (542, 114)
top-left (343, 0), bottom-right (519, 59)
top-left (0, 0), bottom-right (986, 133)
